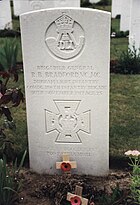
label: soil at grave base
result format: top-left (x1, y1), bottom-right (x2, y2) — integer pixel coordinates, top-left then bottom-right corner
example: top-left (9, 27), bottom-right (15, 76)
top-left (17, 168), bottom-right (134, 205)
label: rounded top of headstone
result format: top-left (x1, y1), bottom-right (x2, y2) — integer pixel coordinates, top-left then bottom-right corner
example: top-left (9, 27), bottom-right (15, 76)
top-left (20, 7), bottom-right (111, 17)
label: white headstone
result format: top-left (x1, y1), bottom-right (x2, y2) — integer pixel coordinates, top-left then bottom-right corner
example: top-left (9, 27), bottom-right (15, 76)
top-left (54, 0), bottom-right (80, 7)
top-left (20, 8), bottom-right (110, 176)
top-left (120, 0), bottom-right (131, 31)
top-left (111, 0), bottom-right (122, 18)
top-left (129, 0), bottom-right (140, 50)
top-left (0, 0), bottom-right (12, 29)
top-left (13, 0), bottom-right (80, 16)
top-left (13, 0), bottom-right (54, 16)
top-left (89, 0), bottom-right (100, 3)
top-left (13, 0), bottom-right (22, 16)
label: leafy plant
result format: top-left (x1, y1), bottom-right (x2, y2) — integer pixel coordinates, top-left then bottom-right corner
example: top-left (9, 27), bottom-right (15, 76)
top-left (116, 45), bottom-right (140, 74)
top-left (0, 38), bottom-right (19, 85)
top-left (125, 150), bottom-right (140, 204)
top-left (0, 150), bottom-right (27, 205)
top-left (115, 15), bottom-right (121, 19)
top-left (0, 86), bottom-right (24, 159)
top-left (115, 30), bottom-right (129, 38)
top-left (97, 184), bottom-right (125, 205)
top-left (0, 39), bottom-right (24, 159)
top-left (0, 30), bottom-right (20, 38)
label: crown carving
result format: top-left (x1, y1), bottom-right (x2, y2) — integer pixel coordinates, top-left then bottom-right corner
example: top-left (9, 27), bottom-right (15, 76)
top-left (55, 14), bottom-right (74, 31)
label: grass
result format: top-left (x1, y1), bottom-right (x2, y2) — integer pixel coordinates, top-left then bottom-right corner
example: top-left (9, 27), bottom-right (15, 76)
top-left (111, 18), bottom-right (120, 32)
top-left (111, 37), bottom-right (128, 60)
top-left (110, 17), bottom-right (128, 60)
top-left (94, 5), bottom-right (111, 12)
top-left (12, 19), bottom-right (20, 31)
top-left (110, 74), bottom-right (140, 158)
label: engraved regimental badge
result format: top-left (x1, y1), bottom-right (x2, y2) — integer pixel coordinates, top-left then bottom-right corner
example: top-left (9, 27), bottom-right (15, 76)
top-left (45, 13), bottom-right (85, 60)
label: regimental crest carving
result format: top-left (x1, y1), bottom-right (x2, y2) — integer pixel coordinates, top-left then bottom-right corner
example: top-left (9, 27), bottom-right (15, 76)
top-left (45, 13), bottom-right (85, 60)
top-left (45, 100), bottom-right (91, 143)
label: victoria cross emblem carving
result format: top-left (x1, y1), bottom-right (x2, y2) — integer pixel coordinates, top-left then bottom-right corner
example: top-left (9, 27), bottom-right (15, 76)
top-left (45, 13), bottom-right (85, 60)
top-left (45, 100), bottom-right (91, 143)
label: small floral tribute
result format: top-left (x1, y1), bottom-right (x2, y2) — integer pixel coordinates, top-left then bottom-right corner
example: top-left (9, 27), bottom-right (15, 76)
top-left (61, 162), bottom-right (71, 172)
top-left (125, 150), bottom-right (140, 157)
top-left (70, 195), bottom-right (81, 205)
top-left (125, 150), bottom-right (140, 204)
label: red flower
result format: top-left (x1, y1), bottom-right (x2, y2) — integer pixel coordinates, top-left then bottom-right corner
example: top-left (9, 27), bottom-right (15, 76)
top-left (70, 196), bottom-right (81, 205)
top-left (61, 162), bottom-right (71, 172)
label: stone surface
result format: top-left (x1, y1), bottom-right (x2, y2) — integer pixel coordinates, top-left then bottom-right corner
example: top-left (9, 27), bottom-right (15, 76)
top-left (111, 0), bottom-right (122, 18)
top-left (13, 0), bottom-right (21, 16)
top-left (129, 0), bottom-right (140, 50)
top-left (120, 0), bottom-right (131, 31)
top-left (54, 0), bottom-right (80, 7)
top-left (0, 0), bottom-right (12, 29)
top-left (20, 8), bottom-right (110, 176)
top-left (13, 0), bottom-right (80, 16)
top-left (89, 0), bottom-right (100, 3)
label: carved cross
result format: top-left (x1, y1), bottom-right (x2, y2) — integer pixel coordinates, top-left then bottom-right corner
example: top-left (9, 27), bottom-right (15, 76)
top-left (56, 153), bottom-right (77, 173)
top-left (45, 100), bottom-right (91, 143)
top-left (67, 185), bottom-right (88, 205)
